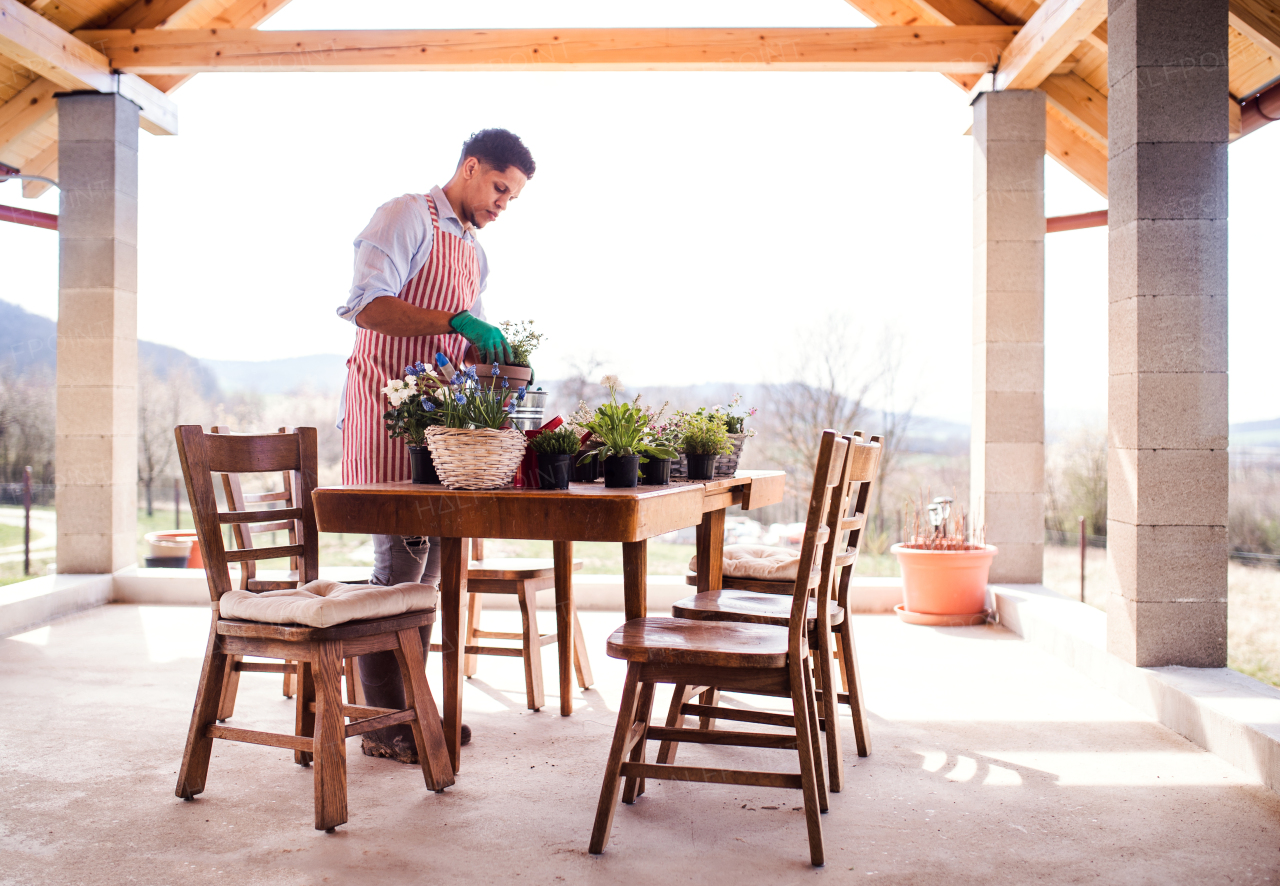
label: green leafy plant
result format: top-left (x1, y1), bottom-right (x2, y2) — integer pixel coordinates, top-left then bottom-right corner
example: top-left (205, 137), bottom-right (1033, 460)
top-left (382, 361), bottom-right (445, 446)
top-left (642, 400), bottom-right (683, 454)
top-left (497, 319), bottom-right (544, 368)
top-left (720, 393), bottom-right (757, 435)
top-left (578, 376), bottom-right (677, 464)
top-left (529, 426), bottom-right (582, 456)
top-left (681, 411), bottom-right (733, 456)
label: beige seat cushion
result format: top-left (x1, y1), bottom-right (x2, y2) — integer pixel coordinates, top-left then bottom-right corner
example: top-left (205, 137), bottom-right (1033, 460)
top-left (220, 579), bottom-right (437, 629)
top-left (688, 544), bottom-right (800, 583)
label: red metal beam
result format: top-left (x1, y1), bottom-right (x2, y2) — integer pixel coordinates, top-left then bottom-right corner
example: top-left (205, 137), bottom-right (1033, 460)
top-left (0, 204), bottom-right (58, 230)
top-left (1046, 209), bottom-right (1107, 233)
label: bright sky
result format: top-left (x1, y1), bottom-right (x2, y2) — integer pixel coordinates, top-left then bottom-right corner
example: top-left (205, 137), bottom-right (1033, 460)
top-left (2, 0), bottom-right (1277, 425)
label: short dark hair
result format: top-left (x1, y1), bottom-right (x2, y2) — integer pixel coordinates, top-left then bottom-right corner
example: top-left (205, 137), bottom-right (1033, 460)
top-left (459, 129), bottom-right (536, 179)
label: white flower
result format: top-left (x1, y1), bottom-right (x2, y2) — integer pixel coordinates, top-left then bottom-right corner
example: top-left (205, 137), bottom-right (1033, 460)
top-left (405, 375), bottom-right (416, 386)
top-left (600, 374), bottom-right (622, 392)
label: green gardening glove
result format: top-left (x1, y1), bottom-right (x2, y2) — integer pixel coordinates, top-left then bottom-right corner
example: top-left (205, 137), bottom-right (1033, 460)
top-left (450, 310), bottom-right (513, 364)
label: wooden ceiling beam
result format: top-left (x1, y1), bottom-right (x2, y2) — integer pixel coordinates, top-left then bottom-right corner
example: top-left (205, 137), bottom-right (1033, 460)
top-left (73, 26), bottom-right (1018, 74)
top-left (141, 0), bottom-right (297, 94)
top-left (1040, 72), bottom-right (1107, 142)
top-left (0, 76), bottom-right (57, 150)
top-left (840, 0), bottom-right (985, 89)
top-left (994, 0), bottom-right (1108, 91)
top-left (1230, 0), bottom-right (1280, 63)
top-left (106, 0), bottom-right (203, 30)
top-left (21, 137), bottom-right (55, 197)
top-left (0, 0), bottom-right (178, 134)
top-left (1045, 103), bottom-right (1107, 196)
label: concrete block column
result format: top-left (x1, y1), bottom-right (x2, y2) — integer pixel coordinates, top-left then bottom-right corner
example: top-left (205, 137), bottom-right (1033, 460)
top-left (1105, 0), bottom-right (1229, 667)
top-left (54, 93), bottom-right (139, 574)
top-left (971, 89), bottom-right (1046, 583)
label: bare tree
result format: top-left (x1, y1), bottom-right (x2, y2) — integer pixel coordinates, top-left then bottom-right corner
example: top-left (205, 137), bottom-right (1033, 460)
top-left (548, 352), bottom-right (608, 418)
top-left (867, 327), bottom-right (918, 533)
top-left (0, 365), bottom-right (55, 488)
top-left (137, 364), bottom-right (207, 515)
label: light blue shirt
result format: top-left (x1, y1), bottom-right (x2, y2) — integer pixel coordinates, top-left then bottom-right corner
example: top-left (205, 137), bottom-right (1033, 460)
top-left (335, 186), bottom-right (490, 430)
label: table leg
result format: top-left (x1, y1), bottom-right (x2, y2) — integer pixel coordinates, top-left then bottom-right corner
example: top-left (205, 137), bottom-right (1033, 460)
top-left (622, 540), bottom-right (648, 621)
top-left (696, 508), bottom-right (726, 594)
top-left (439, 536), bottom-right (469, 773)
top-left (553, 540), bottom-right (574, 717)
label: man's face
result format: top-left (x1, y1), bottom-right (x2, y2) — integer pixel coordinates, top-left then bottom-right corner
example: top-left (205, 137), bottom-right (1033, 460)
top-left (458, 158), bottom-right (528, 228)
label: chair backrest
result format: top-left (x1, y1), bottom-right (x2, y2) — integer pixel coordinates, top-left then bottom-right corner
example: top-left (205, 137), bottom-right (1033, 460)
top-left (211, 426), bottom-right (301, 590)
top-left (174, 425), bottom-right (320, 606)
top-left (786, 430), bottom-right (849, 657)
top-left (832, 434), bottom-right (884, 606)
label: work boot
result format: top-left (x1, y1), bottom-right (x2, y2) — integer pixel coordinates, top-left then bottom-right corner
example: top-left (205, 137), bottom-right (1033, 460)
top-left (361, 722), bottom-right (471, 764)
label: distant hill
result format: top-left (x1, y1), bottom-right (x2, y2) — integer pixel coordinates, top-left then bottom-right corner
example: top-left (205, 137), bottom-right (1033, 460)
top-left (0, 299), bottom-right (219, 397)
top-left (1231, 418), bottom-right (1280, 448)
top-left (201, 354), bottom-right (349, 395)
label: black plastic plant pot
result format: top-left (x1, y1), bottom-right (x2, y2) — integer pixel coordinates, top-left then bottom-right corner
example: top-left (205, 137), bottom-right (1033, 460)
top-left (686, 453), bottom-right (717, 481)
top-left (538, 453), bottom-right (573, 490)
top-left (603, 454), bottom-right (641, 488)
top-left (573, 454), bottom-right (601, 483)
top-left (640, 457), bottom-right (672, 486)
top-left (408, 444), bottom-right (440, 485)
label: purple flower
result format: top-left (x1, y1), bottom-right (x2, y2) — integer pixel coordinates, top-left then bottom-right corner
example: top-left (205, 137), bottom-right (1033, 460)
top-left (505, 403), bottom-right (516, 414)
top-left (454, 393), bottom-right (466, 405)
top-left (502, 378), bottom-right (510, 389)
top-left (404, 364), bottom-right (418, 377)
top-left (450, 372), bottom-right (463, 385)
top-left (491, 362), bottom-right (500, 377)
top-left (422, 401), bottom-right (436, 412)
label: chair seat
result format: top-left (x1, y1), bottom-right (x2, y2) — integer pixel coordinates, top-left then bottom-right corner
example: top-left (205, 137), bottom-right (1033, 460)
top-left (606, 617), bottom-right (789, 668)
top-left (671, 590), bottom-right (845, 628)
top-left (217, 607), bottom-right (437, 642)
top-left (219, 579), bottom-right (437, 629)
top-left (688, 544), bottom-right (800, 582)
top-left (468, 557), bottom-right (584, 581)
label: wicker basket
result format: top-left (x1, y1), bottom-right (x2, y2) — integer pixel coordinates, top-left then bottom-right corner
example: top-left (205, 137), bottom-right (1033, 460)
top-left (425, 426), bottom-right (527, 490)
top-left (670, 433), bottom-right (750, 480)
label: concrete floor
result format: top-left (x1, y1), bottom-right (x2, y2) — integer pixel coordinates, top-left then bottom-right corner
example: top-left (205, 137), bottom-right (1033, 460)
top-left (4, 606), bottom-right (1280, 885)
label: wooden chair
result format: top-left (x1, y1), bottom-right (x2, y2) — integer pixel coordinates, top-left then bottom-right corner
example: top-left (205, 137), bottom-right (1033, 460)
top-left (671, 434), bottom-right (882, 792)
top-left (589, 429), bottom-right (848, 867)
top-left (210, 427), bottom-right (363, 718)
top-left (435, 539), bottom-right (593, 712)
top-left (174, 425), bottom-right (454, 830)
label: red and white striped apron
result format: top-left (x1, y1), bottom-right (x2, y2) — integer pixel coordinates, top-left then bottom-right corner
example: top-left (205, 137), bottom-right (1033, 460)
top-left (341, 194), bottom-right (480, 484)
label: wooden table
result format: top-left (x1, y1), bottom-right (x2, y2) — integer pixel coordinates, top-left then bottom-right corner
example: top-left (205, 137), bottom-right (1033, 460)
top-left (312, 471), bottom-right (785, 772)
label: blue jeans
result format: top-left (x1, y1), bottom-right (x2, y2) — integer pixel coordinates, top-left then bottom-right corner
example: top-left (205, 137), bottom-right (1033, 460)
top-left (358, 535), bottom-right (441, 746)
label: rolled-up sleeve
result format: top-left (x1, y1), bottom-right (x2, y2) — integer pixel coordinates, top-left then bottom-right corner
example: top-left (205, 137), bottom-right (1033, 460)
top-left (336, 195), bottom-right (432, 323)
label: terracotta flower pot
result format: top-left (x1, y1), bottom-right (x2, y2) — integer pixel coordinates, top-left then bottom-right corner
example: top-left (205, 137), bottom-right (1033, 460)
top-left (477, 364), bottom-right (534, 391)
top-left (891, 543), bottom-right (998, 624)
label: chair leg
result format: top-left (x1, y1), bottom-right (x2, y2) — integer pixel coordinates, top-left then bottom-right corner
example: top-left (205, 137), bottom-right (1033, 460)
top-left (283, 660), bottom-right (296, 698)
top-left (817, 625), bottom-right (845, 792)
top-left (789, 659), bottom-right (826, 867)
top-left (463, 593), bottom-right (483, 678)
top-left (621, 681), bottom-right (655, 804)
top-left (589, 663), bottom-right (643, 855)
top-left (175, 623), bottom-right (229, 800)
top-left (698, 688), bottom-right (720, 731)
top-left (312, 641), bottom-right (348, 831)
top-left (571, 610), bottom-right (594, 690)
top-left (515, 584), bottom-right (546, 712)
top-left (656, 684), bottom-right (705, 765)
top-left (837, 618), bottom-right (871, 757)
top-left (295, 659), bottom-right (316, 767)
top-left (393, 627), bottom-right (456, 792)
top-left (802, 656), bottom-right (829, 813)
top-left (216, 654), bottom-right (242, 721)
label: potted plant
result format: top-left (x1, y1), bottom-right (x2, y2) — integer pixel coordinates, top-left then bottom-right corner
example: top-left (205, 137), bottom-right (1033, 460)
top-left (487, 319), bottom-right (542, 389)
top-left (680, 410), bottom-right (732, 481)
top-left (529, 426), bottom-right (581, 490)
top-left (382, 361), bottom-right (445, 484)
top-left (577, 376), bottom-right (676, 488)
top-left (890, 494), bottom-right (997, 626)
top-left (422, 356), bottom-right (528, 490)
top-left (640, 401), bottom-right (680, 486)
top-left (565, 401), bottom-right (602, 482)
top-left (716, 393), bottom-right (758, 477)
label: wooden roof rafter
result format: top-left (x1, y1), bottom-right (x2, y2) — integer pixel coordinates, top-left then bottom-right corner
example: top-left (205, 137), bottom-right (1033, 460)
top-left (73, 26), bottom-right (1020, 73)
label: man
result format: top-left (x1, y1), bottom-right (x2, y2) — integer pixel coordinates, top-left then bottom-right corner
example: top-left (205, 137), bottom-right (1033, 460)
top-left (336, 128), bottom-right (535, 762)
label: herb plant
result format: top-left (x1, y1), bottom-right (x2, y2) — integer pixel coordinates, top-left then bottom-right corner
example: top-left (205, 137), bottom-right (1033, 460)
top-left (681, 411), bottom-right (733, 456)
top-left (497, 320), bottom-right (544, 368)
top-left (529, 426), bottom-right (582, 456)
top-left (578, 376), bottom-right (677, 464)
